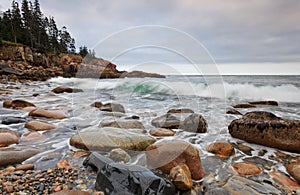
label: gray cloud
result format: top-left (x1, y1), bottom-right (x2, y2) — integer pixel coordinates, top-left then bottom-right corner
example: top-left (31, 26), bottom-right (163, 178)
top-left (1, 0), bottom-right (300, 64)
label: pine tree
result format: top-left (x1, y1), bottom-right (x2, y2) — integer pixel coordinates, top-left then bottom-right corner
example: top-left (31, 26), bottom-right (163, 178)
top-left (11, 1), bottom-right (23, 43)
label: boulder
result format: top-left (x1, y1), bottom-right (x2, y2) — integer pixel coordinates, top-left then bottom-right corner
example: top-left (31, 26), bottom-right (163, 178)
top-left (233, 104), bottom-right (256, 108)
top-left (91, 101), bottom-right (102, 108)
top-left (232, 162), bottom-right (262, 176)
top-left (0, 129), bottom-right (19, 147)
top-left (286, 162), bottom-right (300, 183)
top-left (0, 146), bottom-right (41, 166)
top-left (228, 111), bottom-right (300, 153)
top-left (146, 140), bottom-right (205, 180)
top-left (169, 163), bottom-right (193, 190)
top-left (52, 86), bottom-right (83, 94)
top-left (269, 170), bottom-right (300, 192)
top-left (249, 100), bottom-right (278, 106)
top-left (100, 103), bottom-right (125, 113)
top-left (99, 119), bottom-right (145, 129)
top-left (29, 108), bottom-right (68, 119)
top-left (84, 152), bottom-right (175, 194)
top-left (51, 190), bottom-right (90, 195)
top-left (70, 127), bottom-right (156, 151)
top-left (3, 99), bottom-right (35, 109)
top-left (151, 114), bottom-right (181, 129)
top-left (206, 142), bottom-right (235, 157)
top-left (149, 128), bottom-right (176, 137)
top-left (108, 148), bottom-right (131, 163)
top-left (25, 120), bottom-right (57, 131)
top-left (1, 117), bottom-right (26, 125)
top-left (181, 113), bottom-right (208, 133)
top-left (167, 108), bottom-right (194, 114)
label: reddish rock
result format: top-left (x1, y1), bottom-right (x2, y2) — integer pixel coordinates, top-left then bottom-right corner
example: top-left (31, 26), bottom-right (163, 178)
top-left (16, 164), bottom-right (35, 171)
top-left (56, 159), bottom-right (72, 170)
top-left (50, 190), bottom-right (90, 195)
top-left (21, 131), bottom-right (44, 141)
top-left (286, 162), bottom-right (300, 183)
top-left (149, 128), bottom-right (176, 137)
top-left (270, 170), bottom-right (300, 192)
top-left (233, 104), bottom-right (256, 108)
top-left (25, 120), bottom-right (57, 131)
top-left (169, 163), bottom-right (193, 190)
top-left (146, 140), bottom-right (205, 180)
top-left (206, 142), bottom-right (235, 157)
top-left (232, 162), bottom-right (262, 176)
top-left (29, 108), bottom-right (67, 119)
top-left (0, 129), bottom-right (19, 147)
top-left (3, 99), bottom-right (35, 109)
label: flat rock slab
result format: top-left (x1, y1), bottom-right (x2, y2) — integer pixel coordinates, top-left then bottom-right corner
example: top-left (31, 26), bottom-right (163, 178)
top-left (70, 127), bottom-right (156, 151)
top-left (228, 111), bottom-right (300, 153)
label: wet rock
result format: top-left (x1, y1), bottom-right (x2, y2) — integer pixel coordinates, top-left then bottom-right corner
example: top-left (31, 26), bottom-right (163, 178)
top-left (1, 117), bottom-right (26, 125)
top-left (226, 109), bottom-right (242, 115)
top-left (233, 103), bottom-right (256, 108)
top-left (15, 163), bottom-right (35, 171)
top-left (25, 120), bottom-right (57, 131)
top-left (70, 127), bottom-right (156, 151)
top-left (182, 113), bottom-right (208, 133)
top-left (286, 162), bottom-right (300, 183)
top-left (51, 190), bottom-right (90, 195)
top-left (0, 129), bottom-right (19, 147)
top-left (167, 108), bottom-right (194, 114)
top-left (3, 99), bottom-right (36, 109)
top-left (169, 163), bottom-right (193, 190)
top-left (100, 102), bottom-right (125, 113)
top-left (146, 140), bottom-right (205, 180)
top-left (236, 143), bottom-right (254, 155)
top-left (120, 70), bottom-right (166, 78)
top-left (99, 119), bottom-right (145, 129)
top-left (249, 100), bottom-right (279, 106)
top-left (29, 108), bottom-right (68, 119)
top-left (84, 152), bottom-right (175, 194)
top-left (270, 170), bottom-right (300, 192)
top-left (228, 111), bottom-right (300, 153)
top-left (91, 101), bottom-right (102, 108)
top-left (232, 162), bottom-right (262, 176)
top-left (52, 86), bottom-right (83, 94)
top-left (56, 159), bottom-right (72, 170)
top-left (149, 128), bottom-right (176, 137)
top-left (151, 114), bottom-right (182, 129)
top-left (0, 146), bottom-right (41, 166)
top-left (108, 148), bottom-right (131, 163)
top-left (21, 131), bottom-right (44, 141)
top-left (206, 142), bottom-right (235, 157)
top-left (204, 175), bottom-right (282, 194)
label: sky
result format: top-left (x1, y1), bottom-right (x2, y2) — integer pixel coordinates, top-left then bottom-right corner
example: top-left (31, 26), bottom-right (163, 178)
top-left (1, 0), bottom-right (300, 75)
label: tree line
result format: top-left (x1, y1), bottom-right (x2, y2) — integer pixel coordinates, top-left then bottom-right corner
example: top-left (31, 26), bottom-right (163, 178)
top-left (0, 0), bottom-right (76, 54)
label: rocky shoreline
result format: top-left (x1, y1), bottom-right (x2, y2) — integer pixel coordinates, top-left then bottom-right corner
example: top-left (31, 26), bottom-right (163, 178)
top-left (0, 82), bottom-right (300, 194)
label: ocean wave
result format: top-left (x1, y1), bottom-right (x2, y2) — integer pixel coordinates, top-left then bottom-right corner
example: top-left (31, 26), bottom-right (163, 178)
top-left (49, 77), bottom-right (300, 102)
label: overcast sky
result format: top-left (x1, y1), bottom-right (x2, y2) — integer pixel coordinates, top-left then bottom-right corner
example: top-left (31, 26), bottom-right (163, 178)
top-left (1, 0), bottom-right (300, 74)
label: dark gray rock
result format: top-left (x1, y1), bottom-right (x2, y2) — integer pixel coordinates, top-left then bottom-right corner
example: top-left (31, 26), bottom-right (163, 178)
top-left (182, 113), bottom-right (208, 133)
top-left (84, 152), bottom-right (175, 195)
top-left (1, 117), bottom-right (26, 125)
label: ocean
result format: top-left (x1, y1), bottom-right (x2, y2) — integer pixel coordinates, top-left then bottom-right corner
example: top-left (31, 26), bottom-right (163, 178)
top-left (1, 75), bottom-right (300, 192)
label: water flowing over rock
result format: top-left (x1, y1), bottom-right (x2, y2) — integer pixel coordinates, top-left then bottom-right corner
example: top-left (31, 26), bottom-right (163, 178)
top-left (228, 111), bottom-right (300, 153)
top-left (149, 128), bottom-right (176, 137)
top-left (100, 102), bottom-right (125, 113)
top-left (3, 99), bottom-right (36, 109)
top-left (167, 108), bottom-right (194, 114)
top-left (249, 100), bottom-right (279, 106)
top-left (206, 142), bottom-right (235, 157)
top-left (84, 152), bottom-right (175, 194)
top-left (151, 114), bottom-right (181, 129)
top-left (0, 146), bottom-right (41, 166)
top-left (146, 140), bottom-right (205, 180)
top-left (52, 86), bottom-right (83, 94)
top-left (99, 119), bottom-right (145, 129)
top-left (25, 120), bottom-right (57, 131)
top-left (107, 148), bottom-right (131, 163)
top-left (286, 162), bottom-right (300, 183)
top-left (29, 109), bottom-right (68, 119)
top-left (182, 113), bottom-right (208, 133)
top-left (1, 117), bottom-right (26, 125)
top-left (69, 127), bottom-right (156, 151)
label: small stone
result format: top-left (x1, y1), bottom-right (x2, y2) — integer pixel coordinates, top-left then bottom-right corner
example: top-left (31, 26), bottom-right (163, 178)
top-left (233, 104), bottom-right (256, 108)
top-left (5, 166), bottom-right (16, 172)
top-left (3, 99), bottom-right (36, 109)
top-left (167, 108), bottom-right (194, 114)
top-left (91, 101), bottom-right (102, 108)
top-left (248, 100), bottom-right (278, 106)
top-left (169, 163), bottom-right (193, 190)
top-left (29, 109), bottom-right (68, 119)
top-left (100, 102), bottom-right (125, 113)
top-left (149, 128), bottom-right (176, 137)
top-left (108, 148), bottom-right (131, 163)
top-left (56, 160), bottom-right (71, 170)
top-left (236, 143), bottom-right (253, 155)
top-left (226, 109), bottom-right (242, 115)
top-left (16, 164), bottom-right (35, 171)
top-left (206, 142), bottom-right (235, 157)
top-left (25, 120), bottom-right (57, 131)
top-left (0, 129), bottom-right (19, 147)
top-left (232, 162), bottom-right (262, 176)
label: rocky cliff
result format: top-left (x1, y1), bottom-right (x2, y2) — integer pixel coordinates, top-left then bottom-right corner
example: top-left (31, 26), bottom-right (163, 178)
top-left (0, 42), bottom-right (164, 82)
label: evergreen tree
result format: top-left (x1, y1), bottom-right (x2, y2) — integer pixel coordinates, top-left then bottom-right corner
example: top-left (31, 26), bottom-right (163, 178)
top-left (11, 1), bottom-right (23, 43)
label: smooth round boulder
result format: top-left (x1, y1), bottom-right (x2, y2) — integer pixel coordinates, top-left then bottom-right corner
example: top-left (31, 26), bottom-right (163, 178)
top-left (146, 140), bottom-right (205, 180)
top-left (151, 114), bottom-right (181, 129)
top-left (108, 148), bottom-right (131, 163)
top-left (25, 120), bottom-right (57, 131)
top-left (0, 129), bottom-right (19, 147)
top-left (232, 162), bottom-right (262, 176)
top-left (29, 109), bottom-right (68, 119)
top-left (16, 164), bottom-right (35, 171)
top-left (0, 146), bottom-right (41, 166)
top-left (182, 113), bottom-right (208, 133)
top-left (229, 111), bottom-right (300, 153)
top-left (52, 86), bottom-right (83, 94)
top-left (206, 142), bottom-right (235, 157)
